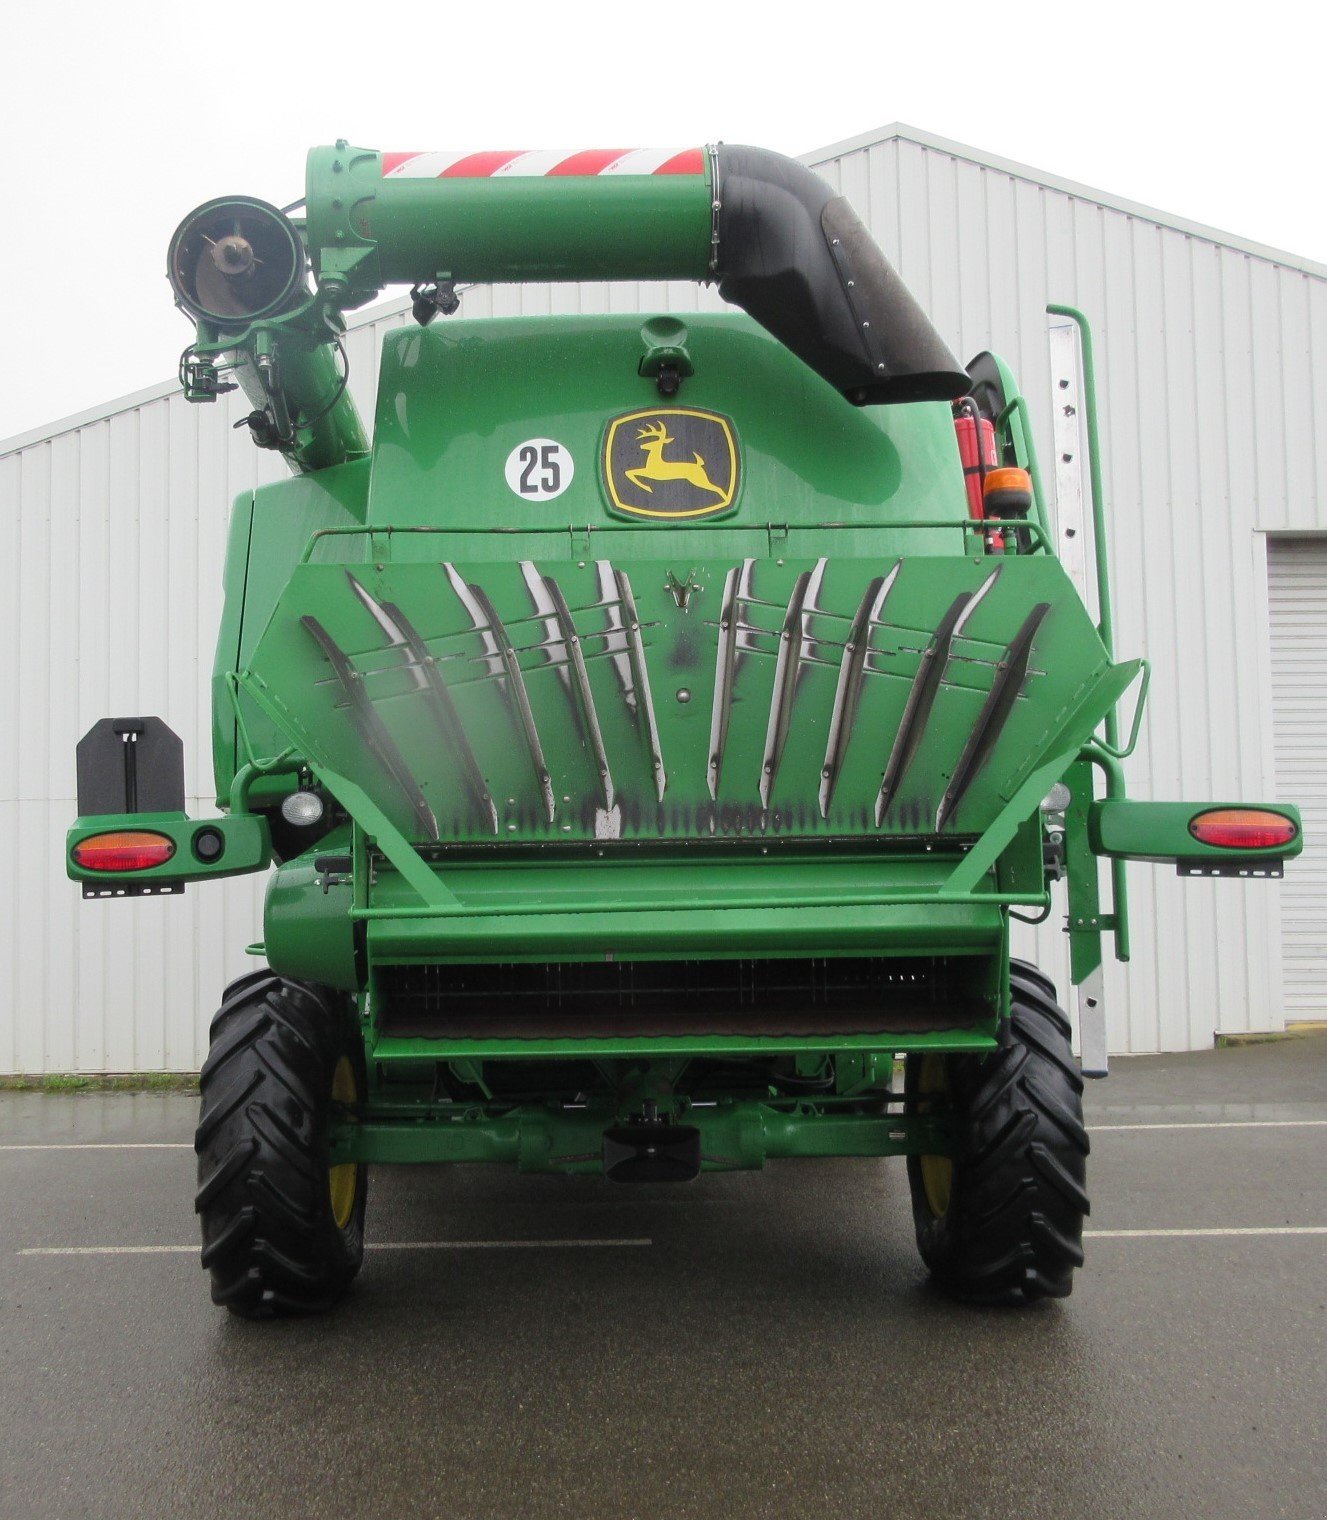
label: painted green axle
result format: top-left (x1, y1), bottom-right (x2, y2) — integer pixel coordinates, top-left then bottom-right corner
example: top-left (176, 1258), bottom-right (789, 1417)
top-left (330, 1101), bottom-right (953, 1171)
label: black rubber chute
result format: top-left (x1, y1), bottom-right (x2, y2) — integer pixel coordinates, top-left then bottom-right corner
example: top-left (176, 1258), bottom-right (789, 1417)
top-left (965, 350), bottom-right (1010, 422)
top-left (714, 146), bottom-right (969, 405)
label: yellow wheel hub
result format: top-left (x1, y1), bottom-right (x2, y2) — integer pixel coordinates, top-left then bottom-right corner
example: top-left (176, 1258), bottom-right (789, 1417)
top-left (916, 1055), bottom-right (954, 1219)
top-left (328, 1055), bottom-right (359, 1231)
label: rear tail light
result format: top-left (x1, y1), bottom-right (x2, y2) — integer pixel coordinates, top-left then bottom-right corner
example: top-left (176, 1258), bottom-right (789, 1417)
top-left (1188, 809), bottom-right (1298, 851)
top-left (72, 831), bottom-right (176, 872)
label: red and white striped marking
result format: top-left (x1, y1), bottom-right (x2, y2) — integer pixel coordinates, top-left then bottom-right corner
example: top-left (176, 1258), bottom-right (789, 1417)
top-left (381, 148), bottom-right (706, 179)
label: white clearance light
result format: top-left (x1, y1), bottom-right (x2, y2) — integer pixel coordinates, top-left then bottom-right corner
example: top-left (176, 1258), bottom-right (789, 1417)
top-left (280, 791), bottom-right (325, 828)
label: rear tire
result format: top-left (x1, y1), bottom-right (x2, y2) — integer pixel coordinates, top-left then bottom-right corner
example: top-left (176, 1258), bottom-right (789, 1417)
top-left (194, 972), bottom-right (367, 1317)
top-left (1009, 956), bottom-right (1059, 1003)
top-left (906, 972), bottom-right (1089, 1305)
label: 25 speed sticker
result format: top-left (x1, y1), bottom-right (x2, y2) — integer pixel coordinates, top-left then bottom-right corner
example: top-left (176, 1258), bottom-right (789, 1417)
top-left (505, 438), bottom-right (574, 501)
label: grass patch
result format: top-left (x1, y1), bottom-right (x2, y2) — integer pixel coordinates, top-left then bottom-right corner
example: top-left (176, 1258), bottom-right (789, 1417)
top-left (1215, 1027), bottom-right (1327, 1049)
top-left (0, 1072), bottom-right (200, 1094)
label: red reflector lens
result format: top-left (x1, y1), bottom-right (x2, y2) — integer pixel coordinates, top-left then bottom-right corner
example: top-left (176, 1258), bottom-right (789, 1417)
top-left (1188, 809), bottom-right (1298, 851)
top-left (72, 831), bottom-right (176, 872)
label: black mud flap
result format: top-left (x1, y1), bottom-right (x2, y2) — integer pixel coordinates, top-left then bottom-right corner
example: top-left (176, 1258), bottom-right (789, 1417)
top-left (76, 717), bottom-right (185, 816)
top-left (603, 1121), bottom-right (702, 1184)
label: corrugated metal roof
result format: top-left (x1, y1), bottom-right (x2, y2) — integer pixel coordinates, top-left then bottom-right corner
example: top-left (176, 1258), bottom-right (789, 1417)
top-left (0, 300), bottom-right (416, 456)
top-left (806, 124), bottom-right (1327, 280)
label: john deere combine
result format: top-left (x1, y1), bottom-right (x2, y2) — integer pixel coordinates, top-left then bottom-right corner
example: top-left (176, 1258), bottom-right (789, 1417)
top-left (67, 143), bottom-right (1301, 1315)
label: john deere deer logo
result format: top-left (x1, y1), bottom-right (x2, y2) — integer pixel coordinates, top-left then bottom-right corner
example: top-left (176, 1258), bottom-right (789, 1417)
top-left (627, 421), bottom-right (728, 500)
top-left (604, 408), bottom-right (740, 520)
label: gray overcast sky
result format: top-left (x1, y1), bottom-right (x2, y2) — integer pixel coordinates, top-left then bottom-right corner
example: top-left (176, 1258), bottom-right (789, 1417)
top-left (2, 1), bottom-right (1320, 442)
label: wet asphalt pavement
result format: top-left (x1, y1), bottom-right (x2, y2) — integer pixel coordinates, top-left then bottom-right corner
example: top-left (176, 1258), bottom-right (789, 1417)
top-left (2, 1036), bottom-right (1325, 1520)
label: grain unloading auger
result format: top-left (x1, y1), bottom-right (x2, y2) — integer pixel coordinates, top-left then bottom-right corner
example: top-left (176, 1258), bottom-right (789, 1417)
top-left (67, 142), bottom-right (1301, 1315)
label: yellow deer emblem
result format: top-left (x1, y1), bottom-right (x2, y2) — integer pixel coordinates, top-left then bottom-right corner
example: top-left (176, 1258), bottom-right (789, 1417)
top-left (626, 420), bottom-right (728, 500)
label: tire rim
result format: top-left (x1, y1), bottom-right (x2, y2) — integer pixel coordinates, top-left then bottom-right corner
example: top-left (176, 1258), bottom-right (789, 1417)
top-left (328, 1056), bottom-right (359, 1230)
top-left (916, 1054), bottom-right (953, 1219)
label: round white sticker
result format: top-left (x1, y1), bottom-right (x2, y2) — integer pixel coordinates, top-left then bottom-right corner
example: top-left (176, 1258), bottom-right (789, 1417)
top-left (504, 438), bottom-right (574, 501)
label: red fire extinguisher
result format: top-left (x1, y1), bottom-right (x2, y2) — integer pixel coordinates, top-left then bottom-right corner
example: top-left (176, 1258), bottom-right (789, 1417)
top-left (953, 400), bottom-right (1003, 550)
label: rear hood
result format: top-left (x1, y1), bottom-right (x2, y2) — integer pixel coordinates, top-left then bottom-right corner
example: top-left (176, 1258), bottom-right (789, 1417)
top-left (241, 545), bottom-right (1129, 848)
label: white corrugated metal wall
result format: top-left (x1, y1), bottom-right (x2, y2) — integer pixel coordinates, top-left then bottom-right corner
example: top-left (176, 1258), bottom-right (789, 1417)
top-left (1268, 538), bottom-right (1327, 1020)
top-left (3, 126), bottom-right (1323, 1071)
top-left (810, 129), bottom-right (1326, 1055)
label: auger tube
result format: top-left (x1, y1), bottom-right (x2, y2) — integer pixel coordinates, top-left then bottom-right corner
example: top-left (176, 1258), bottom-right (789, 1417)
top-left (304, 142), bottom-right (968, 409)
top-left (305, 143), bottom-right (716, 291)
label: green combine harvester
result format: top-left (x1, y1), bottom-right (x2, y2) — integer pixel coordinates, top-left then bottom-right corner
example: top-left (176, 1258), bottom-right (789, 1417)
top-left (67, 142), bottom-right (1301, 1315)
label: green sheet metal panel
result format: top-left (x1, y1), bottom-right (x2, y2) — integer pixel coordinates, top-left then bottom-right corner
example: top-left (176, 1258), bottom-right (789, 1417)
top-left (214, 457), bottom-right (370, 799)
top-left (359, 854), bottom-right (1007, 961)
top-left (243, 551), bottom-right (1116, 846)
top-left (364, 313), bottom-right (963, 533)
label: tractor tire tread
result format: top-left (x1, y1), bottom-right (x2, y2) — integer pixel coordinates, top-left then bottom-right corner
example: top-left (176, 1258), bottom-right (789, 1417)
top-left (1008, 958), bottom-right (1060, 1003)
top-left (907, 968), bottom-right (1090, 1306)
top-left (194, 973), bottom-right (366, 1319)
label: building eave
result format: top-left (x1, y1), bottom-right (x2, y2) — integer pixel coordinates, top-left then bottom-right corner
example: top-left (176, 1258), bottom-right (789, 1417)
top-left (803, 121), bottom-right (1327, 282)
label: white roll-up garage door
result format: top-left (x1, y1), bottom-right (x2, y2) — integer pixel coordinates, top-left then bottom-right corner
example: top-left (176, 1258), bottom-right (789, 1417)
top-left (1268, 537), bottom-right (1327, 1021)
